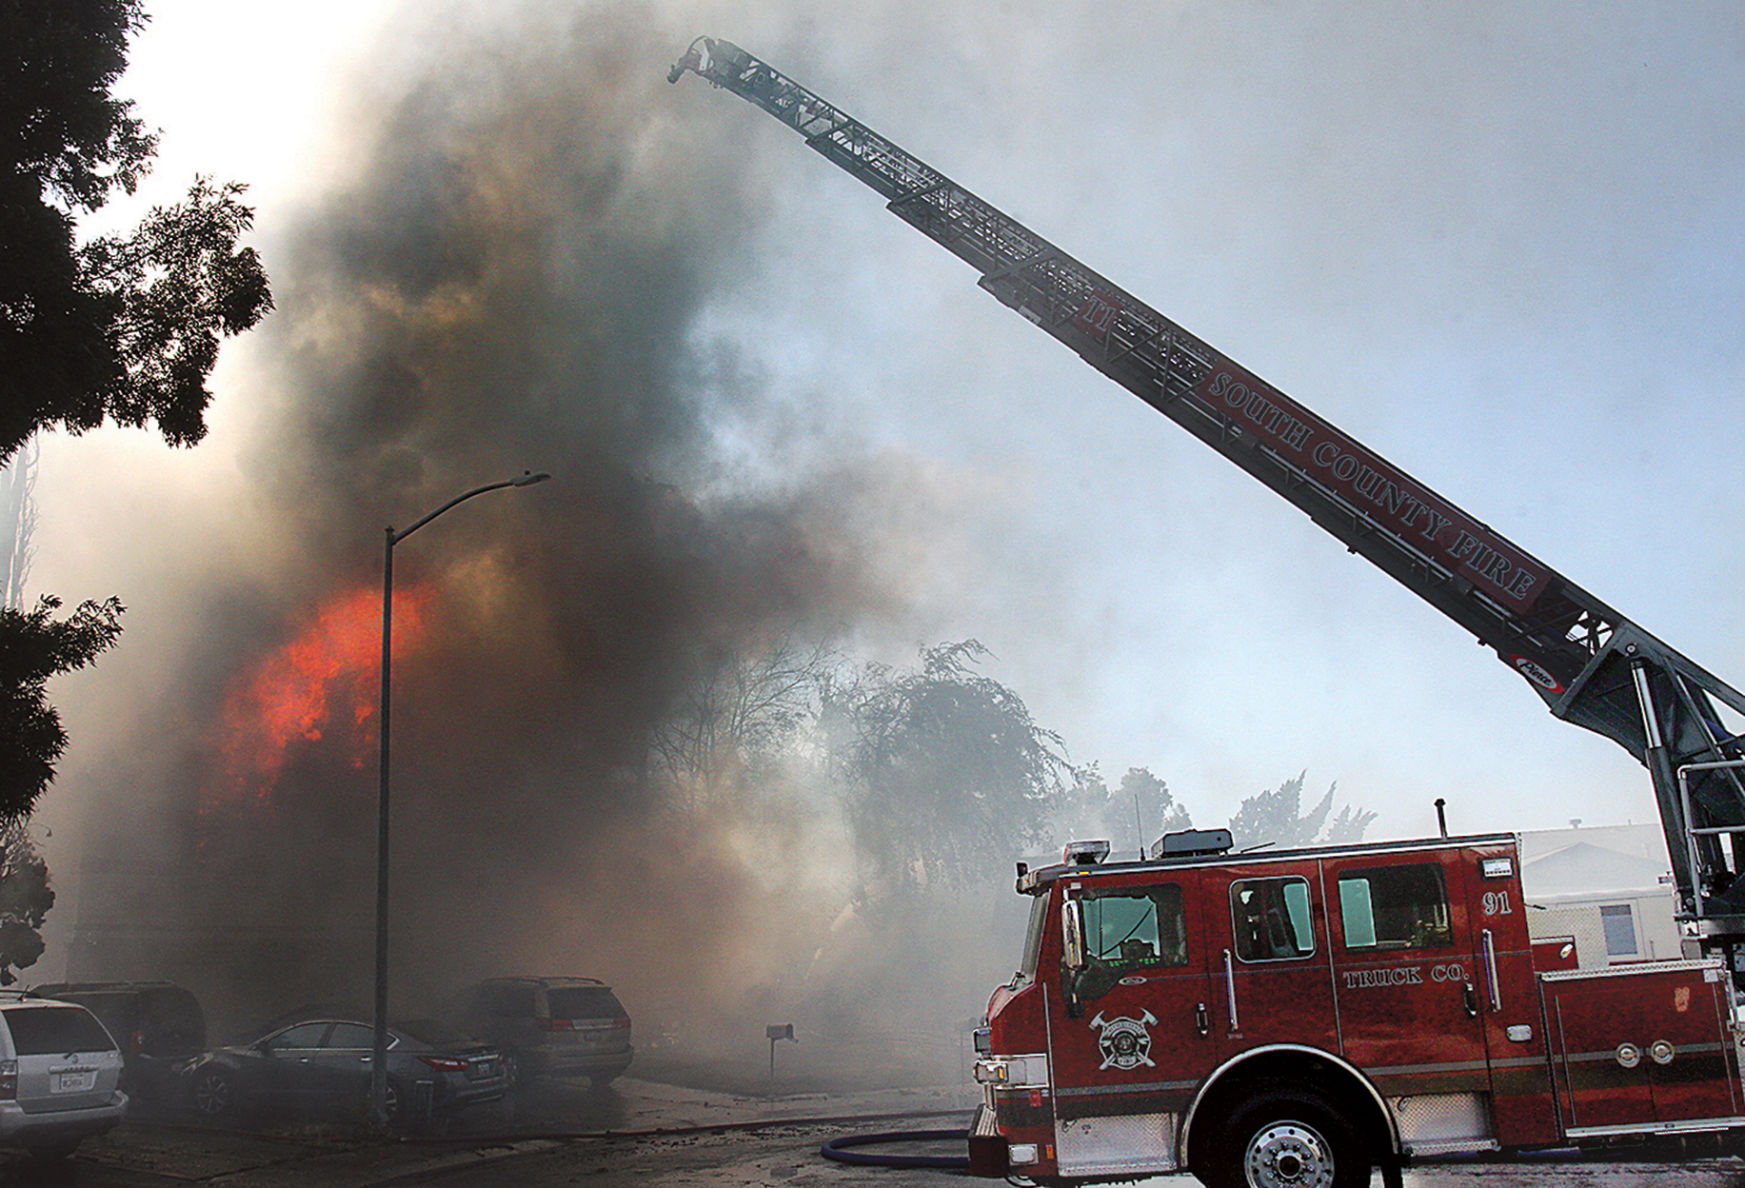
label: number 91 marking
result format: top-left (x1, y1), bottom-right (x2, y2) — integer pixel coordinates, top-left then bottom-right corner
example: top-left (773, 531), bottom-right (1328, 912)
top-left (1482, 890), bottom-right (1513, 917)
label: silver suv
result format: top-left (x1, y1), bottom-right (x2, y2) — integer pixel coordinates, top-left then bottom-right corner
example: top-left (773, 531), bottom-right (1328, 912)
top-left (0, 992), bottom-right (127, 1158)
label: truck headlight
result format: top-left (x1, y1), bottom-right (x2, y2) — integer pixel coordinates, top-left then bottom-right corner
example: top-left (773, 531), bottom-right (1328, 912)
top-left (973, 1053), bottom-right (1048, 1087)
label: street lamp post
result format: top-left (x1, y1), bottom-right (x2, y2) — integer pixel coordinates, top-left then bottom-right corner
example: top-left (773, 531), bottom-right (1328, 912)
top-left (372, 470), bottom-right (549, 1124)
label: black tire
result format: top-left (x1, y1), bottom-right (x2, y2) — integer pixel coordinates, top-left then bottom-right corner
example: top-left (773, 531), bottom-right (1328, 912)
top-left (190, 1067), bottom-right (236, 1120)
top-left (1205, 1088), bottom-right (1369, 1188)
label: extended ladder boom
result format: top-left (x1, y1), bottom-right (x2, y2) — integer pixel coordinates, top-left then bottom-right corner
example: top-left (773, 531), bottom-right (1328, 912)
top-left (671, 37), bottom-right (1745, 937)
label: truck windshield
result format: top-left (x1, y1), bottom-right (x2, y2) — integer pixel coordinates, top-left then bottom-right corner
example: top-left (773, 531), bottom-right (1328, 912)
top-left (1082, 885), bottom-right (1188, 967)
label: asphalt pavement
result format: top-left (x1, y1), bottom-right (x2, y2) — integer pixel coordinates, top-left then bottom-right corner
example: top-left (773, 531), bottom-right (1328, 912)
top-left (3, 1074), bottom-right (1743, 1187)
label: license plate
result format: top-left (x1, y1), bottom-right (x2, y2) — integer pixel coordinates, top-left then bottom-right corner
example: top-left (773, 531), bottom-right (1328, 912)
top-left (53, 1070), bottom-right (96, 1093)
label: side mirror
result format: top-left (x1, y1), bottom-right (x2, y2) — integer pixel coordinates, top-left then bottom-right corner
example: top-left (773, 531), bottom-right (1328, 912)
top-left (1062, 897), bottom-right (1087, 972)
top-left (1061, 898), bottom-right (1088, 1017)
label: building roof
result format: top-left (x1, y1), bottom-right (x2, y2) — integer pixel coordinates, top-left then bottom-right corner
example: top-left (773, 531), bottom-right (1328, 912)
top-left (1521, 839), bottom-right (1672, 898)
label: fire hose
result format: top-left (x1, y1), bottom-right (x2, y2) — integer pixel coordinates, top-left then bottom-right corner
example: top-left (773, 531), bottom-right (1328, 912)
top-left (819, 1127), bottom-right (970, 1170)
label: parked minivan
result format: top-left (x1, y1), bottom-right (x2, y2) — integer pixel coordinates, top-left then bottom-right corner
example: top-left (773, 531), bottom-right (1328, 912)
top-left (454, 977), bottom-right (632, 1089)
top-left (31, 981), bottom-right (204, 1107)
top-left (0, 992), bottom-right (127, 1158)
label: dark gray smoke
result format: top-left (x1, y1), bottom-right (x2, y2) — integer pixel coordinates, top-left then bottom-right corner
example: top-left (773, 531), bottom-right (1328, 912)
top-left (63, 0), bottom-right (1008, 1065)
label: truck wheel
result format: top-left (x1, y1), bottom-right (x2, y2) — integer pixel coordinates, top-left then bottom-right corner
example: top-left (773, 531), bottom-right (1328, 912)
top-left (1208, 1088), bottom-right (1368, 1188)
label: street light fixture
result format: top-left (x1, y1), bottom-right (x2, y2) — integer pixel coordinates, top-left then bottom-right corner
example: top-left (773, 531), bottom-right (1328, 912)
top-left (372, 470), bottom-right (550, 1123)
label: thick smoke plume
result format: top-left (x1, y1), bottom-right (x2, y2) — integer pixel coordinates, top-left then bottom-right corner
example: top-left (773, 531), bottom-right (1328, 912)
top-left (65, 0), bottom-right (1013, 1071)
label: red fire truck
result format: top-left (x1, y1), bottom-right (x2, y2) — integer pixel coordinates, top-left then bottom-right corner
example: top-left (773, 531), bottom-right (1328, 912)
top-left (670, 38), bottom-right (1745, 1184)
top-left (965, 831), bottom-right (1739, 1184)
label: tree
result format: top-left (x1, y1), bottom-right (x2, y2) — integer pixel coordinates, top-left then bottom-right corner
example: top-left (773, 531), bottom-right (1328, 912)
top-left (827, 641), bottom-right (1082, 894)
top-left (1227, 772), bottom-right (1377, 851)
top-left (649, 637), bottom-right (837, 808)
top-left (0, 442), bottom-right (37, 609)
top-left (1056, 765), bottom-right (1191, 854)
top-left (0, 5), bottom-right (268, 969)
top-left (0, 1), bottom-right (270, 795)
top-left (0, 595), bottom-right (123, 819)
top-left (0, 819), bottom-right (54, 985)
top-left (0, 0), bottom-right (273, 466)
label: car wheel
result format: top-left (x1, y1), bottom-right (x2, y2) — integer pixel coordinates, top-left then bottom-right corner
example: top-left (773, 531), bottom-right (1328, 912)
top-left (1207, 1087), bottom-right (1368, 1188)
top-left (191, 1068), bottom-right (236, 1120)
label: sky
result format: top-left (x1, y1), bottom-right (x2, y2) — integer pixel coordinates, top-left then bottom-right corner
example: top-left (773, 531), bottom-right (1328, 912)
top-left (31, 0), bottom-right (1745, 912)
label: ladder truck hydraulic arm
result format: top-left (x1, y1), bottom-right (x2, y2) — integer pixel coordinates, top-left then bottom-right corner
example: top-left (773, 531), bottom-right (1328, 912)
top-left (669, 37), bottom-right (1745, 943)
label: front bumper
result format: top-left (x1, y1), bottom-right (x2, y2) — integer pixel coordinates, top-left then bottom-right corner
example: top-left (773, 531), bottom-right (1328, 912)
top-left (968, 1104), bottom-right (1009, 1177)
top-left (970, 1056), bottom-right (1052, 1178)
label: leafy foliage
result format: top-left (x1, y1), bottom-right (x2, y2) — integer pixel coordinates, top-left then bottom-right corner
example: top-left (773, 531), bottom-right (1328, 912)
top-left (0, 595), bottom-right (124, 818)
top-left (0, 0), bottom-right (273, 465)
top-left (827, 641), bottom-right (1081, 894)
top-left (1057, 765), bottom-right (1191, 854)
top-left (0, 1), bottom-right (156, 212)
top-left (0, 821), bottom-right (54, 985)
top-left (649, 637), bottom-right (836, 806)
top-left (1227, 771), bottom-right (1377, 851)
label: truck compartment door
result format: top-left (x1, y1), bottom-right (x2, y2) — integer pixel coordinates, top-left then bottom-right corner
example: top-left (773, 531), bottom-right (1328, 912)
top-left (1541, 959), bottom-right (1742, 1134)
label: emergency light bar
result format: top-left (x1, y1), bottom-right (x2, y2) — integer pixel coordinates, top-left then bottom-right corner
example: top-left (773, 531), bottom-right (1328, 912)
top-left (1062, 840), bottom-right (1111, 866)
top-left (1150, 828), bottom-right (1235, 859)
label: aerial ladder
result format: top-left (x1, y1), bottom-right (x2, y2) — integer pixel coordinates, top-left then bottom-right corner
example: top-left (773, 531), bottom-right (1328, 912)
top-left (669, 38), bottom-right (1745, 948)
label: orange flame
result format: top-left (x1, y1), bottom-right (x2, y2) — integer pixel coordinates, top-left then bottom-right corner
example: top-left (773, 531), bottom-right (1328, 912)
top-left (205, 584), bottom-right (434, 810)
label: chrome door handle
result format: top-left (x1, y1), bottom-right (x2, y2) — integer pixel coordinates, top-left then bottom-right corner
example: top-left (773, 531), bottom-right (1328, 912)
top-left (1224, 948), bottom-right (1240, 1031)
top-left (1481, 929), bottom-right (1501, 1011)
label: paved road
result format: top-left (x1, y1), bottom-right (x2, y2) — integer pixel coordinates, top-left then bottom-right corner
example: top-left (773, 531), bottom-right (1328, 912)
top-left (3, 1076), bottom-right (1742, 1187)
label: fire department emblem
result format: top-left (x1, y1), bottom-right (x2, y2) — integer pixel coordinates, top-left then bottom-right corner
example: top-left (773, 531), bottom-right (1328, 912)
top-left (1088, 1010), bottom-right (1157, 1071)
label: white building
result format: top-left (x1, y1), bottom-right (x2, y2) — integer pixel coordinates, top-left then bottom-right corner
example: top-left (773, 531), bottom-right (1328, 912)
top-left (1518, 824), bottom-right (1680, 968)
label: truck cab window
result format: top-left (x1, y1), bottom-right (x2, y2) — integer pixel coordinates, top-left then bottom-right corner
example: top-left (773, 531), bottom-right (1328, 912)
top-left (1082, 885), bottom-right (1188, 968)
top-left (1337, 863), bottom-right (1452, 950)
top-left (1231, 876), bottom-right (1315, 961)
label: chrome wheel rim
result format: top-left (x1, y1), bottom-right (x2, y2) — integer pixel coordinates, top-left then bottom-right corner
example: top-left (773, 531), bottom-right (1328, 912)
top-left (193, 1073), bottom-right (230, 1116)
top-left (1244, 1120), bottom-right (1334, 1188)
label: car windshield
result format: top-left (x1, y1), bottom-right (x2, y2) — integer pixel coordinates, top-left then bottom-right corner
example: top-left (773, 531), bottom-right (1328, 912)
top-left (5, 1006), bottom-right (115, 1055)
top-left (546, 987), bottom-right (622, 1018)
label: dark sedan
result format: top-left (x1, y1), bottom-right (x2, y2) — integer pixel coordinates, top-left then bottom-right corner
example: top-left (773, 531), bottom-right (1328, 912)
top-left (183, 1016), bottom-right (506, 1127)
